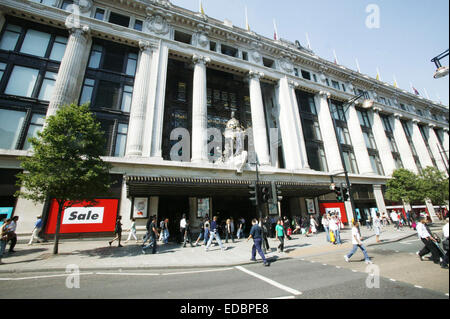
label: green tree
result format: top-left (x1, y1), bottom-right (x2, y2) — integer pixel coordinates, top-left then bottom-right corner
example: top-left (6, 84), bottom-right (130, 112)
top-left (385, 168), bottom-right (421, 205)
top-left (417, 166), bottom-right (449, 206)
top-left (15, 104), bottom-right (112, 254)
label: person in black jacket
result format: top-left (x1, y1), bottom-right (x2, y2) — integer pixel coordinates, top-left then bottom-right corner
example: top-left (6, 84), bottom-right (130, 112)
top-left (183, 219), bottom-right (194, 247)
top-left (109, 216), bottom-right (123, 247)
top-left (262, 217), bottom-right (270, 254)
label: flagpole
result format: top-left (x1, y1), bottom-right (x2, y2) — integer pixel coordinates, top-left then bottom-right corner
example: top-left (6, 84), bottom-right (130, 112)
top-left (305, 33), bottom-right (312, 50)
top-left (273, 19), bottom-right (279, 40)
top-left (423, 88), bottom-right (430, 100)
top-left (333, 49), bottom-right (339, 65)
top-left (355, 58), bottom-right (361, 73)
top-left (245, 6), bottom-right (250, 31)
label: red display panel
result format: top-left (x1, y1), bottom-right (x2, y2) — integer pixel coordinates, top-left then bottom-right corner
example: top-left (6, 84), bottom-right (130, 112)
top-left (45, 199), bottom-right (119, 234)
top-left (318, 202), bottom-right (348, 224)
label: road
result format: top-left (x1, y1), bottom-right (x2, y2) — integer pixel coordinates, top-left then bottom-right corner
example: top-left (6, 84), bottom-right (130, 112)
top-left (0, 237), bottom-right (447, 299)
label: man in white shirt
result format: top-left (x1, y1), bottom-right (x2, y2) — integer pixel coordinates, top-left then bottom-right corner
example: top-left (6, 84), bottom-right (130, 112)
top-left (390, 211), bottom-right (399, 230)
top-left (179, 214), bottom-right (187, 244)
top-left (344, 220), bottom-right (372, 264)
top-left (416, 217), bottom-right (441, 264)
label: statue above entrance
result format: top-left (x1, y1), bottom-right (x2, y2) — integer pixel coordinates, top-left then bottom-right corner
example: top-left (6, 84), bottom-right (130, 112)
top-left (220, 111), bottom-right (248, 174)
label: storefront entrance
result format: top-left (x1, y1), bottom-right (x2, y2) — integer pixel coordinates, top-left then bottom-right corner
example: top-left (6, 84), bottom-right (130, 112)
top-left (158, 196), bottom-right (190, 243)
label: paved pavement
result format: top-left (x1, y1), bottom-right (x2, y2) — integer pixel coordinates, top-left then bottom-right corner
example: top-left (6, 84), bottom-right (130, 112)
top-left (0, 223), bottom-right (445, 273)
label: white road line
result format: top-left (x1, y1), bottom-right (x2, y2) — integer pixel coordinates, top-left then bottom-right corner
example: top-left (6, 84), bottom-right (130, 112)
top-left (390, 279), bottom-right (397, 282)
top-left (95, 272), bottom-right (160, 276)
top-left (162, 268), bottom-right (234, 276)
top-left (336, 266), bottom-right (341, 269)
top-left (414, 285), bottom-right (423, 289)
top-left (445, 293), bottom-right (449, 297)
top-left (0, 272), bottom-right (94, 281)
top-left (235, 266), bottom-right (302, 296)
top-left (269, 296), bottom-right (295, 299)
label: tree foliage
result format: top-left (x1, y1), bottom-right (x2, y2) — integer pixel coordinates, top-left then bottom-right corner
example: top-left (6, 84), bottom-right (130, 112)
top-left (386, 167), bottom-right (449, 206)
top-left (15, 103), bottom-right (113, 254)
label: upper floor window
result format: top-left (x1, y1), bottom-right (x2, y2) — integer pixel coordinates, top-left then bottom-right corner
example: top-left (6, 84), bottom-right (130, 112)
top-left (331, 80), bottom-right (340, 90)
top-left (381, 115), bottom-right (393, 132)
top-left (301, 70), bottom-right (311, 80)
top-left (221, 44), bottom-right (238, 58)
top-left (94, 8), bottom-right (105, 20)
top-left (174, 31), bottom-right (192, 45)
top-left (87, 43), bottom-right (137, 76)
top-left (109, 12), bottom-right (131, 28)
top-left (357, 109), bottom-right (371, 128)
top-left (60, 0), bottom-right (74, 10)
top-left (0, 23), bottom-right (68, 62)
top-left (31, 0), bottom-right (55, 5)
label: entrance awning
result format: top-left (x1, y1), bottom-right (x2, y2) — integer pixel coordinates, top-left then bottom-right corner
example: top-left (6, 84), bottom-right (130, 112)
top-left (126, 175), bottom-right (333, 198)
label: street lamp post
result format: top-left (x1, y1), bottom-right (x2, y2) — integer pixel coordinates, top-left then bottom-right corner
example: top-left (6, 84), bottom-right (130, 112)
top-left (327, 93), bottom-right (374, 223)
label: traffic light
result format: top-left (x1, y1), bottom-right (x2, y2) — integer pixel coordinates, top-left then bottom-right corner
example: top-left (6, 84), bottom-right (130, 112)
top-left (270, 181), bottom-right (283, 204)
top-left (248, 182), bottom-right (259, 206)
top-left (342, 184), bottom-right (350, 201)
top-left (260, 186), bottom-right (270, 203)
top-left (334, 185), bottom-right (343, 202)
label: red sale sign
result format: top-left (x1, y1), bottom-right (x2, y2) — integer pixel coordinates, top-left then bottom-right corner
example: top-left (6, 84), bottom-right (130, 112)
top-left (45, 199), bottom-right (119, 234)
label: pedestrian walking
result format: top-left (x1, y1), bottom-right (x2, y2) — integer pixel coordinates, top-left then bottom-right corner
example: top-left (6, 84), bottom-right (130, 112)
top-left (283, 217), bottom-right (292, 240)
top-left (183, 219), bottom-right (194, 247)
top-left (275, 218), bottom-right (285, 253)
top-left (247, 219), bottom-right (270, 267)
top-left (142, 216), bottom-right (159, 254)
top-left (366, 214), bottom-right (372, 230)
top-left (441, 218), bottom-right (449, 269)
top-left (179, 214), bottom-right (187, 244)
top-left (261, 217), bottom-right (270, 253)
top-left (109, 216), bottom-right (123, 247)
top-left (6, 216), bottom-right (18, 253)
top-left (236, 217), bottom-right (245, 239)
top-left (406, 210), bottom-right (412, 228)
top-left (125, 218), bottom-right (138, 243)
top-left (28, 216), bottom-right (44, 245)
top-left (416, 217), bottom-right (442, 264)
top-left (225, 218), bottom-right (235, 243)
top-left (159, 218), bottom-right (169, 244)
top-left (292, 216), bottom-right (302, 234)
top-left (322, 214), bottom-right (330, 242)
top-left (309, 215), bottom-right (318, 235)
top-left (329, 215), bottom-right (341, 245)
top-left (344, 220), bottom-right (372, 264)
top-left (373, 213), bottom-right (382, 243)
top-left (194, 217), bottom-right (206, 246)
top-left (390, 210), bottom-right (399, 230)
top-left (205, 216), bottom-right (226, 251)
top-left (0, 219), bottom-right (12, 265)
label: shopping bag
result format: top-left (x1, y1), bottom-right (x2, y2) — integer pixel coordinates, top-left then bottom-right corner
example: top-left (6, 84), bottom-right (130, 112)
top-left (287, 228), bottom-right (292, 236)
top-left (329, 230), bottom-right (335, 243)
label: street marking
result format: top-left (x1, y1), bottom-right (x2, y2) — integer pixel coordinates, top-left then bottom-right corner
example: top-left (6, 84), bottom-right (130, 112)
top-left (322, 264), bottom-right (327, 266)
top-left (352, 270), bottom-right (357, 272)
top-left (235, 266), bottom-right (302, 296)
top-left (162, 268), bottom-right (234, 276)
top-left (390, 279), bottom-right (396, 282)
top-left (336, 266), bottom-right (341, 269)
top-left (0, 272), bottom-right (94, 281)
top-left (414, 285), bottom-right (423, 289)
top-left (96, 272), bottom-right (160, 276)
top-left (269, 296), bottom-right (295, 299)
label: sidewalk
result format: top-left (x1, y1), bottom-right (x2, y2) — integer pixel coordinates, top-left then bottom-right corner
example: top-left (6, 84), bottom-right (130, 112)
top-left (0, 224), bottom-right (438, 273)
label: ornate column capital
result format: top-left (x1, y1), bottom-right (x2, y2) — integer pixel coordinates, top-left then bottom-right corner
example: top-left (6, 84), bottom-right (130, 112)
top-left (288, 80), bottom-right (300, 89)
top-left (318, 91), bottom-right (331, 99)
top-left (372, 106), bottom-right (383, 113)
top-left (443, 128), bottom-right (449, 133)
top-left (67, 24), bottom-right (90, 38)
top-left (139, 40), bottom-right (156, 52)
top-left (412, 118), bottom-right (420, 124)
top-left (192, 54), bottom-right (210, 65)
top-left (393, 113), bottom-right (403, 119)
top-left (248, 70), bottom-right (264, 80)
top-left (428, 123), bottom-right (437, 128)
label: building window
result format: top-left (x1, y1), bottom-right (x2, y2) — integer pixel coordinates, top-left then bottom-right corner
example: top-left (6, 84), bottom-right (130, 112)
top-left (174, 31), bottom-right (192, 45)
top-left (88, 44), bottom-right (103, 68)
top-left (363, 131), bottom-right (377, 150)
top-left (20, 29), bottom-right (51, 57)
top-left (221, 44), bottom-right (238, 58)
top-left (125, 53), bottom-right (138, 77)
top-left (387, 136), bottom-right (399, 153)
top-left (94, 8), bottom-right (105, 21)
top-left (114, 123), bottom-right (128, 157)
top-left (342, 84), bottom-right (346, 92)
top-left (37, 71), bottom-right (58, 101)
top-left (0, 62), bottom-right (6, 81)
top-left (49, 36), bottom-right (68, 62)
top-left (381, 115), bottom-right (393, 132)
top-left (0, 109), bottom-right (26, 149)
top-left (5, 65), bottom-right (39, 98)
top-left (312, 74), bottom-right (317, 82)
top-left (210, 42), bottom-right (217, 52)
top-left (370, 154), bottom-right (384, 175)
top-left (31, 0), bottom-right (55, 5)
top-left (0, 24), bottom-right (22, 51)
top-left (263, 57), bottom-right (275, 68)
top-left (23, 114), bottom-right (45, 150)
top-left (343, 150), bottom-right (359, 174)
top-left (60, 0), bottom-right (74, 10)
top-left (121, 85), bottom-right (133, 112)
top-left (80, 78), bottom-right (95, 105)
top-left (134, 19), bottom-right (143, 31)
top-left (108, 12), bottom-right (130, 28)
top-left (242, 51), bottom-right (248, 61)
top-left (301, 70), bottom-right (311, 80)
top-left (331, 80), bottom-right (340, 90)
top-left (336, 126), bottom-right (351, 145)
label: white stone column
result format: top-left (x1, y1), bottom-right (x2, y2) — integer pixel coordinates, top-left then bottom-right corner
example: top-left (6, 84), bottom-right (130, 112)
top-left (46, 25), bottom-right (91, 118)
top-left (126, 41), bottom-right (154, 157)
top-left (392, 114), bottom-right (418, 173)
top-left (427, 124), bottom-right (448, 174)
top-left (315, 91), bottom-right (344, 173)
top-left (276, 78), bottom-right (308, 170)
top-left (371, 107), bottom-right (396, 176)
top-left (346, 103), bottom-right (374, 175)
top-left (289, 81), bottom-right (310, 169)
top-left (0, 10), bottom-right (5, 31)
top-left (425, 199), bottom-right (438, 223)
top-left (411, 119), bottom-right (434, 168)
top-left (191, 55), bottom-right (210, 163)
top-left (248, 71), bottom-right (271, 165)
top-left (443, 129), bottom-right (449, 154)
top-left (373, 184), bottom-right (387, 217)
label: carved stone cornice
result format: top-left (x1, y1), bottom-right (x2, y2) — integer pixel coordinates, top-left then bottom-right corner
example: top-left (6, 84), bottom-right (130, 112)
top-left (318, 91), bottom-right (331, 99)
top-left (139, 40), bottom-right (157, 52)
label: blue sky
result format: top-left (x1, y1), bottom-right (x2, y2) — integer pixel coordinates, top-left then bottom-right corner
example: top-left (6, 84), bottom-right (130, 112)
top-left (171, 0), bottom-right (450, 106)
